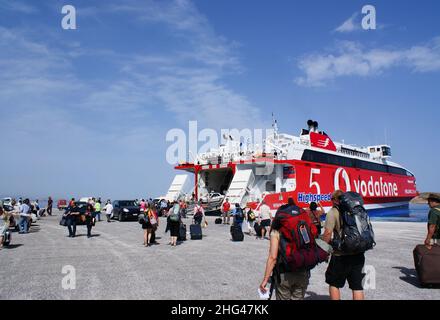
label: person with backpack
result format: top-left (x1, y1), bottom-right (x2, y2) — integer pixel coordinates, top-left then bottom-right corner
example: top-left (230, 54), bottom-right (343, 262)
top-left (259, 198), bottom-right (324, 300)
top-left (307, 202), bottom-right (325, 236)
top-left (193, 201), bottom-right (205, 225)
top-left (166, 203), bottom-right (181, 247)
top-left (425, 194), bottom-right (440, 248)
top-left (232, 203), bottom-right (244, 228)
top-left (222, 198), bottom-right (231, 225)
top-left (322, 190), bottom-right (371, 300)
top-left (141, 203), bottom-right (158, 247)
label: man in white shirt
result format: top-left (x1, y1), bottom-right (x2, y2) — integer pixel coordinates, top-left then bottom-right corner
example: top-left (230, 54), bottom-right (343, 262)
top-left (19, 199), bottom-right (31, 234)
top-left (258, 201), bottom-right (272, 239)
top-left (103, 200), bottom-right (113, 223)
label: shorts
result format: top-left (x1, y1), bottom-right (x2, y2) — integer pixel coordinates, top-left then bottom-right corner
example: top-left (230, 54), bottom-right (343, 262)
top-left (0, 224), bottom-right (7, 236)
top-left (261, 219), bottom-right (271, 228)
top-left (275, 271), bottom-right (310, 301)
top-left (325, 253), bottom-right (365, 291)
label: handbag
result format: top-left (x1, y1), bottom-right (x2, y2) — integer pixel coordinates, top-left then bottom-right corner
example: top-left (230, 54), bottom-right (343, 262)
top-left (59, 216), bottom-right (68, 226)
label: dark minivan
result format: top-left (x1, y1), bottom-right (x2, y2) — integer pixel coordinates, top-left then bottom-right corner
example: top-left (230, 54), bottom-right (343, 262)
top-left (112, 200), bottom-right (140, 221)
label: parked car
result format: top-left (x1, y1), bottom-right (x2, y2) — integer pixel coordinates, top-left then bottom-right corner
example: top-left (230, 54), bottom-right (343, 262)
top-left (112, 200), bottom-right (141, 222)
top-left (57, 199), bottom-right (68, 211)
top-left (2, 197), bottom-right (12, 206)
top-left (200, 192), bottom-right (224, 204)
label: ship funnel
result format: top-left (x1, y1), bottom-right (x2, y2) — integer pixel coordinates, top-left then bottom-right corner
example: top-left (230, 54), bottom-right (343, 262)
top-left (313, 121), bottom-right (319, 132)
top-left (307, 119), bottom-right (314, 131)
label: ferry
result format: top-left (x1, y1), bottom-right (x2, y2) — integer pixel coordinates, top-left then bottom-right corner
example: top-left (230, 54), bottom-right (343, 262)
top-left (169, 119), bottom-right (418, 214)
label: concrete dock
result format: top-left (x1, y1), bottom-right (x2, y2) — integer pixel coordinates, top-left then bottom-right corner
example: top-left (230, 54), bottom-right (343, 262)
top-left (0, 210), bottom-right (438, 300)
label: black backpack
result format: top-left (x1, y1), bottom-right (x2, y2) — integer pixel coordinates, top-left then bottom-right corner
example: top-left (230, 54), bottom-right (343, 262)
top-left (332, 192), bottom-right (376, 254)
top-left (138, 213), bottom-right (146, 224)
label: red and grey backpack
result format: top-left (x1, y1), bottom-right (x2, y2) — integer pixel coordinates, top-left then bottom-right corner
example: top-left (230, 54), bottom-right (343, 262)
top-left (274, 205), bottom-right (328, 272)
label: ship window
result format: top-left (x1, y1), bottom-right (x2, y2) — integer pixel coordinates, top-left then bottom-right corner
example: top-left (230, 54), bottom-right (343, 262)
top-left (301, 150), bottom-right (408, 176)
top-left (377, 148), bottom-right (380, 152)
top-left (382, 147), bottom-right (392, 156)
top-left (387, 166), bottom-right (406, 175)
top-left (370, 148), bottom-right (375, 153)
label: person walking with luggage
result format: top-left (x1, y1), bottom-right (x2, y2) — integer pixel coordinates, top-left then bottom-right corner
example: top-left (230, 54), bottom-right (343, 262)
top-left (166, 204), bottom-right (181, 247)
top-left (307, 202), bottom-right (325, 236)
top-left (222, 199), bottom-right (231, 225)
top-left (193, 201), bottom-right (205, 225)
top-left (94, 199), bottom-right (102, 222)
top-left (47, 197), bottom-right (53, 216)
top-left (322, 190), bottom-right (365, 300)
top-left (425, 194), bottom-right (440, 248)
top-left (104, 200), bottom-right (113, 223)
top-left (258, 201), bottom-right (272, 240)
top-left (259, 198), bottom-right (316, 300)
top-left (66, 202), bottom-right (79, 238)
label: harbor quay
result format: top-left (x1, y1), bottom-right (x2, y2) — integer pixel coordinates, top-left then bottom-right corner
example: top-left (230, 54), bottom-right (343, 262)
top-left (0, 210), bottom-right (438, 300)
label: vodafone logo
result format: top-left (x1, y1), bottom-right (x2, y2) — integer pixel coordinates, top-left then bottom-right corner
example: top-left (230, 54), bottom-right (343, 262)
top-left (334, 168), bottom-right (351, 192)
top-left (334, 167), bottom-right (399, 197)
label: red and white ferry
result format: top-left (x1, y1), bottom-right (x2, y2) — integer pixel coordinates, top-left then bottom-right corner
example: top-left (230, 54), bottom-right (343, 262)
top-left (172, 120), bottom-right (418, 214)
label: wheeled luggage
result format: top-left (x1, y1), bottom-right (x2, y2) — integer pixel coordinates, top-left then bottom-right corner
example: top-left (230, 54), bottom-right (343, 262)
top-left (231, 224), bottom-right (244, 242)
top-left (3, 230), bottom-right (11, 246)
top-left (215, 218), bottom-right (222, 224)
top-left (178, 224), bottom-right (187, 241)
top-left (413, 244), bottom-right (440, 287)
top-left (190, 224), bottom-right (202, 240)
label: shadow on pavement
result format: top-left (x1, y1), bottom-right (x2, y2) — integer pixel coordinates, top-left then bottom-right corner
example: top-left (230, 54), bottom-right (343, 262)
top-left (304, 291), bottom-right (330, 300)
top-left (393, 266), bottom-right (422, 288)
top-left (3, 244), bottom-right (23, 249)
top-left (73, 234), bottom-right (101, 238)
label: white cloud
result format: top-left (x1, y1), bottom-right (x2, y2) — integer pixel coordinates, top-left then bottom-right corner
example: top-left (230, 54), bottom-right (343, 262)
top-left (295, 38), bottom-right (440, 87)
top-left (335, 13), bottom-right (360, 33)
top-left (0, 0), bottom-right (37, 13)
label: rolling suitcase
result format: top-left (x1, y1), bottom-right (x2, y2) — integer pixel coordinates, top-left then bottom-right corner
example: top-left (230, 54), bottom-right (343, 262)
top-left (413, 244), bottom-right (440, 287)
top-left (254, 223), bottom-right (263, 237)
top-left (190, 224), bottom-right (202, 240)
top-left (230, 224), bottom-right (244, 242)
top-left (178, 224), bottom-right (187, 241)
top-left (215, 218), bottom-right (222, 224)
top-left (3, 231), bottom-right (11, 246)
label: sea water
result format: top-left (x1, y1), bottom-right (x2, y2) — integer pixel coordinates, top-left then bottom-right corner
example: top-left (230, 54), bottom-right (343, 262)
top-left (369, 204), bottom-right (429, 223)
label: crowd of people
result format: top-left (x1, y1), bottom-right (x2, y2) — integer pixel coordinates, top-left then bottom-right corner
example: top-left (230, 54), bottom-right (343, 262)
top-left (0, 197), bottom-right (54, 249)
top-left (2, 191), bottom-right (439, 300)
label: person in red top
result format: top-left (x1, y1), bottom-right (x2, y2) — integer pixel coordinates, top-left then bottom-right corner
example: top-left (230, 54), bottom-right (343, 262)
top-left (222, 198), bottom-right (231, 225)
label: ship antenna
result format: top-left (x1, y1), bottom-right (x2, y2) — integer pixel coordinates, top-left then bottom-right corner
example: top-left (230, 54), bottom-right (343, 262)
top-left (272, 112), bottom-right (278, 138)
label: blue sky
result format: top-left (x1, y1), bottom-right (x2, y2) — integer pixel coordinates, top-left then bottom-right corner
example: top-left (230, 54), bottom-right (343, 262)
top-left (0, 0), bottom-right (439, 200)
